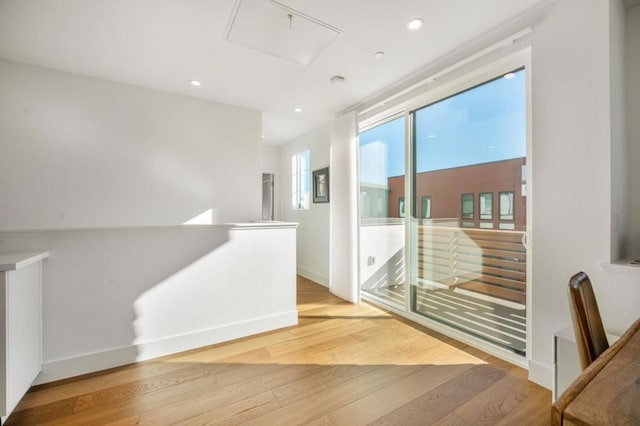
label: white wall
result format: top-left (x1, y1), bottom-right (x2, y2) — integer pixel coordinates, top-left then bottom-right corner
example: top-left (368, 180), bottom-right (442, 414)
top-left (0, 224), bottom-right (298, 383)
top-left (526, 0), bottom-right (640, 387)
top-left (626, 5), bottom-right (640, 254)
top-left (0, 59), bottom-right (262, 228)
top-left (359, 223), bottom-right (405, 289)
top-left (280, 124), bottom-right (330, 286)
top-left (262, 145), bottom-right (281, 174)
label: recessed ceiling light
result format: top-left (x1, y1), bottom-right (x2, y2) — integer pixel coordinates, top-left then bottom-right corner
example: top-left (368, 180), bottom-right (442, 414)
top-left (190, 80), bottom-right (202, 86)
top-left (294, 108), bottom-right (303, 113)
top-left (373, 51), bottom-right (385, 59)
top-left (427, 134), bottom-right (436, 139)
top-left (503, 72), bottom-right (516, 79)
top-left (407, 18), bottom-right (424, 30)
top-left (330, 76), bottom-right (345, 85)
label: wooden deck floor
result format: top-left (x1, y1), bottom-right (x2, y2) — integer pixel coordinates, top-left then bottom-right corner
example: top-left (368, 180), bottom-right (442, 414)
top-left (6, 276), bottom-right (550, 425)
top-left (365, 284), bottom-right (527, 355)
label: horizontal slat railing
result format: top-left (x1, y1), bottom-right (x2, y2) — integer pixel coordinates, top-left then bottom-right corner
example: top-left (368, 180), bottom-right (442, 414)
top-left (418, 225), bottom-right (526, 305)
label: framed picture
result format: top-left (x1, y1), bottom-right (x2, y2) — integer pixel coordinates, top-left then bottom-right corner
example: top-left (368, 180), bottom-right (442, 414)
top-left (312, 167), bottom-right (329, 203)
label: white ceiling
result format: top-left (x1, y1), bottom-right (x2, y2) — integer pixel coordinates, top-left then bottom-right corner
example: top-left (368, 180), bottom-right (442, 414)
top-left (0, 0), bottom-right (547, 145)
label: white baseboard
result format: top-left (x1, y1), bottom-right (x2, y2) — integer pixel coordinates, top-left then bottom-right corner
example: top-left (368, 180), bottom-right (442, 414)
top-left (297, 267), bottom-right (328, 287)
top-left (528, 359), bottom-right (552, 390)
top-left (35, 310), bottom-right (298, 385)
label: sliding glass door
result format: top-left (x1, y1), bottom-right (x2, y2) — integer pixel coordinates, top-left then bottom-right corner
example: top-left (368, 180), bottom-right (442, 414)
top-left (358, 64), bottom-right (529, 357)
top-left (411, 69), bottom-right (528, 355)
top-left (358, 116), bottom-right (406, 309)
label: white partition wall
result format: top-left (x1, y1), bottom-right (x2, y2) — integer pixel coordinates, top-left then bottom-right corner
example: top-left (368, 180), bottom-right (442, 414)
top-left (329, 112), bottom-right (359, 303)
top-left (0, 224), bottom-right (298, 384)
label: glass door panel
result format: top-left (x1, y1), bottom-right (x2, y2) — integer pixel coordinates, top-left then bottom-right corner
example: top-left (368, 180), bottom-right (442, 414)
top-left (411, 69), bottom-right (528, 355)
top-left (359, 116), bottom-right (406, 309)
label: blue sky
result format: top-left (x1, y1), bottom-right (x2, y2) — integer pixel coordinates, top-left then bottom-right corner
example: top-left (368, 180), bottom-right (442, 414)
top-left (359, 69), bottom-right (526, 181)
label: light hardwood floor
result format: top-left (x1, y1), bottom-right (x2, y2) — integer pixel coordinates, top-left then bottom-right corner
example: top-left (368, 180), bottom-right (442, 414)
top-left (6, 276), bottom-right (551, 425)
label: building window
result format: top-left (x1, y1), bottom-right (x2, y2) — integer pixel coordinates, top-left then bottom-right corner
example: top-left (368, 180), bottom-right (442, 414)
top-left (479, 192), bottom-right (493, 220)
top-left (499, 191), bottom-right (515, 220)
top-left (399, 197), bottom-right (405, 218)
top-left (291, 149), bottom-right (310, 209)
top-left (421, 196), bottom-right (432, 219)
top-left (461, 193), bottom-right (474, 220)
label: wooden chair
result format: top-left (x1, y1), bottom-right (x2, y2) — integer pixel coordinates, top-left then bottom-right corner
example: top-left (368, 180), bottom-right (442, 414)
top-left (568, 271), bottom-right (609, 370)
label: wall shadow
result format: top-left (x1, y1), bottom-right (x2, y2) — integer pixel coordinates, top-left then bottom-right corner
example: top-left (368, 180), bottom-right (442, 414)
top-left (0, 226), bottom-right (232, 377)
top-left (360, 248), bottom-right (405, 291)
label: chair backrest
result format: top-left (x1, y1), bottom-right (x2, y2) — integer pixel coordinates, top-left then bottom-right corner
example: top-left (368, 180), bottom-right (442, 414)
top-left (568, 272), bottom-right (609, 370)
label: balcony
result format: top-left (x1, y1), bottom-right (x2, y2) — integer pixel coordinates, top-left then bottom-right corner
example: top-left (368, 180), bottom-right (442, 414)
top-left (362, 223), bottom-right (527, 356)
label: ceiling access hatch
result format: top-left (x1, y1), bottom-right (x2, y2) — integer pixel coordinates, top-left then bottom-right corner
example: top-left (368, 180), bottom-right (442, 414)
top-left (225, 0), bottom-right (341, 65)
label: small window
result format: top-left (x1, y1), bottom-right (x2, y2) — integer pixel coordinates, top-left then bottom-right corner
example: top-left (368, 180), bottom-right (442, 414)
top-left (291, 149), bottom-right (310, 210)
top-left (461, 193), bottom-right (474, 220)
top-left (398, 197), bottom-right (405, 218)
top-left (499, 191), bottom-right (515, 220)
top-left (479, 193), bottom-right (493, 220)
top-left (421, 196), bottom-right (432, 219)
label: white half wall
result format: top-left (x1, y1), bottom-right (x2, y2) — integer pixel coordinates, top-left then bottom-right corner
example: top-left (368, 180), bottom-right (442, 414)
top-left (280, 125), bottom-right (330, 286)
top-left (0, 224), bottom-right (298, 383)
top-left (0, 59), bottom-right (262, 229)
